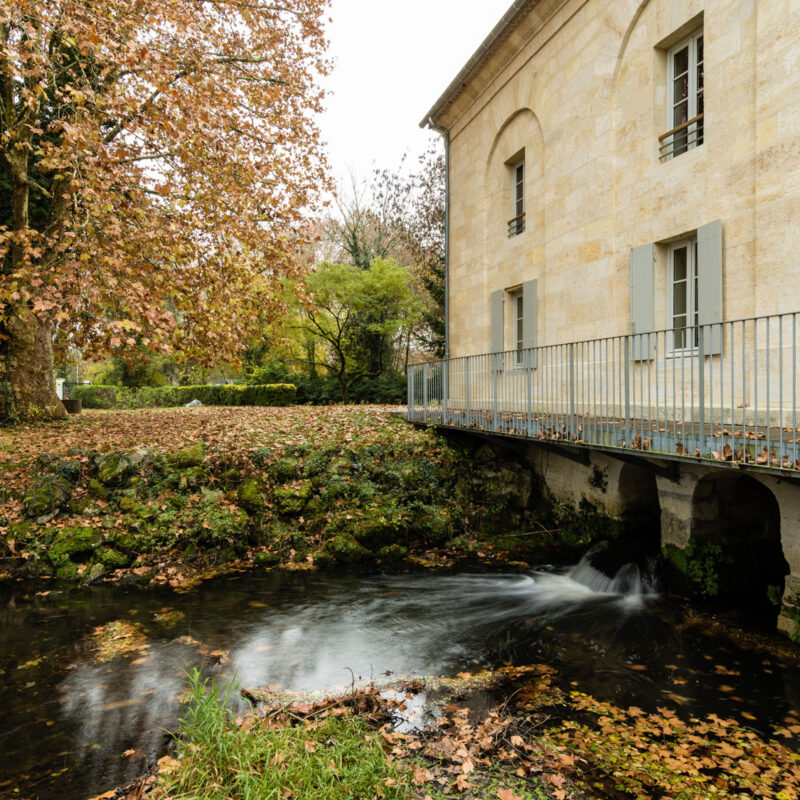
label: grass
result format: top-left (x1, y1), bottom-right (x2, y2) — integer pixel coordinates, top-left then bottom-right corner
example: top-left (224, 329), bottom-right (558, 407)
top-left (157, 670), bottom-right (412, 800)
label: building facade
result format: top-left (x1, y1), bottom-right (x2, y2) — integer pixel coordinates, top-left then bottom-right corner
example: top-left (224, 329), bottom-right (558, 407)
top-left (416, 0), bottom-right (800, 633)
top-left (424, 0), bottom-right (799, 360)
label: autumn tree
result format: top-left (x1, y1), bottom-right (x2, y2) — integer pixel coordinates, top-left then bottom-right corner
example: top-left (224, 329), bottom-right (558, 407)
top-left (0, 0), bottom-right (331, 420)
top-left (405, 142), bottom-right (446, 358)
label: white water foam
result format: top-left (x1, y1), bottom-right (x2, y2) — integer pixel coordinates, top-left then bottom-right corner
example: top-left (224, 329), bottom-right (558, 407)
top-left (527, 545), bottom-right (654, 611)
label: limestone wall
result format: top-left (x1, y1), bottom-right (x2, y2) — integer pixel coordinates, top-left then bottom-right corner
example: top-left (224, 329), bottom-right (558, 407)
top-left (436, 0), bottom-right (800, 357)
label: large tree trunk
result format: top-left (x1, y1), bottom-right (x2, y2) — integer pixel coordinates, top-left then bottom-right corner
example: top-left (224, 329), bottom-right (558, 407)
top-left (0, 309), bottom-right (65, 421)
top-left (1, 55), bottom-right (65, 422)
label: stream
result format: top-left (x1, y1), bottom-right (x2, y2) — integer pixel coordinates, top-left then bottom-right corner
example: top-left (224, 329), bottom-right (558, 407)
top-left (2, 552), bottom-right (800, 800)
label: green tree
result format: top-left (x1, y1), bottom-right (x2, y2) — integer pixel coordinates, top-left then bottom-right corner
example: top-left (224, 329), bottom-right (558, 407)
top-left (297, 259), bottom-right (422, 402)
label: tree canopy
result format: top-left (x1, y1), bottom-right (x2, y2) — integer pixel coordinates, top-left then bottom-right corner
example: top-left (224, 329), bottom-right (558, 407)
top-left (294, 258), bottom-right (423, 402)
top-left (0, 0), bottom-right (331, 419)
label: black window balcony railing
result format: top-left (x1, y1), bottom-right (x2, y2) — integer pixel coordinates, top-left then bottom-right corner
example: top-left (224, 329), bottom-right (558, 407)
top-left (659, 112), bottom-right (704, 161)
top-left (507, 212), bottom-right (525, 237)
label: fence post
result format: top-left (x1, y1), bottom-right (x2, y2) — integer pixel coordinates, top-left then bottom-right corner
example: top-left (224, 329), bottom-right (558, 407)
top-left (526, 349), bottom-right (532, 435)
top-left (624, 337), bottom-right (631, 444)
top-left (493, 355), bottom-right (499, 432)
top-left (422, 363), bottom-right (429, 423)
top-left (569, 342), bottom-right (576, 439)
top-left (407, 367), bottom-right (413, 421)
top-left (698, 325), bottom-right (706, 454)
top-left (443, 360), bottom-right (449, 425)
top-left (465, 357), bottom-right (471, 427)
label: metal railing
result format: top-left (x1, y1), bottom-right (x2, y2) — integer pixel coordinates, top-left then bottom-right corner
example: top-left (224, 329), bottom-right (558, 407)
top-left (507, 213), bottom-right (525, 237)
top-left (659, 112), bottom-right (704, 161)
top-left (408, 312), bottom-right (800, 474)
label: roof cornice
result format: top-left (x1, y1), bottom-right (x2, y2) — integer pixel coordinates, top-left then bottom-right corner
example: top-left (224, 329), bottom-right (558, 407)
top-left (419, 0), bottom-right (542, 129)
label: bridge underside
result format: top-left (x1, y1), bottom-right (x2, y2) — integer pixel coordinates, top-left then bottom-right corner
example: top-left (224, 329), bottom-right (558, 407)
top-left (413, 419), bottom-right (800, 638)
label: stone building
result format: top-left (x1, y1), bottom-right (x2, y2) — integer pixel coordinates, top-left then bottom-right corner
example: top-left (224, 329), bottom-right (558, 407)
top-left (416, 0), bottom-right (800, 633)
top-left (423, 0), bottom-right (798, 359)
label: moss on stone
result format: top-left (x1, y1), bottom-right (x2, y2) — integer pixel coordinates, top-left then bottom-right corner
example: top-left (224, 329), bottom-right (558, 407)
top-left (254, 551), bottom-right (281, 566)
top-left (376, 544), bottom-right (408, 562)
top-left (352, 519), bottom-right (402, 551)
top-left (136, 504), bottom-right (158, 522)
top-left (68, 498), bottom-right (92, 515)
top-left (220, 468), bottom-right (241, 484)
top-left (8, 520), bottom-right (34, 543)
top-left (97, 547), bottom-right (130, 569)
top-left (270, 458), bottom-right (300, 482)
top-left (112, 531), bottom-right (144, 554)
top-left (325, 535), bottom-right (372, 564)
top-left (23, 476), bottom-right (73, 520)
top-left (312, 550), bottom-right (335, 567)
top-left (50, 525), bottom-right (104, 565)
top-left (417, 508), bottom-right (455, 546)
top-left (88, 478), bottom-right (109, 500)
top-left (274, 482), bottom-right (312, 516)
top-left (55, 460), bottom-right (82, 485)
top-left (85, 562), bottom-right (106, 583)
top-left (180, 466), bottom-right (207, 491)
top-left (171, 444), bottom-right (205, 469)
top-left (118, 495), bottom-right (137, 513)
top-left (237, 477), bottom-right (266, 513)
top-left (96, 453), bottom-right (135, 487)
top-left (56, 562), bottom-right (80, 582)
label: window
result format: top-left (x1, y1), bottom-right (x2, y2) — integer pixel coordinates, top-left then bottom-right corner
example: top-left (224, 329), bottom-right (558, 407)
top-left (508, 160), bottom-right (525, 237)
top-left (630, 220), bottom-right (722, 361)
top-left (514, 293), bottom-right (524, 365)
top-left (669, 238), bottom-right (699, 350)
top-left (661, 29), bottom-right (704, 160)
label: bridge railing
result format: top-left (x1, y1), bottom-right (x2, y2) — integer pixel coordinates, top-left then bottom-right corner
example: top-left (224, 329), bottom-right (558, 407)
top-left (408, 312), bottom-right (800, 472)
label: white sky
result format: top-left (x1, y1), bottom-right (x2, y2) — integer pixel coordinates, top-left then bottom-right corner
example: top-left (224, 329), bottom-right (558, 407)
top-left (320, 0), bottom-right (511, 189)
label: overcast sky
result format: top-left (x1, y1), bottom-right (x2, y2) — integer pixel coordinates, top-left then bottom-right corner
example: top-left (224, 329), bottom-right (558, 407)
top-left (320, 0), bottom-right (511, 189)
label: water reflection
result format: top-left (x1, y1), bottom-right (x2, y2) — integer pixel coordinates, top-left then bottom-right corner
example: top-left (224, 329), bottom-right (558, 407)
top-left (1, 560), bottom-right (798, 800)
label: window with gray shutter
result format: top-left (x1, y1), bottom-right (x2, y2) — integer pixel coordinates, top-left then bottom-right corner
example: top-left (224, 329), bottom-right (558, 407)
top-left (490, 290), bottom-right (504, 353)
top-left (490, 289), bottom-right (504, 372)
top-left (697, 219), bottom-right (723, 355)
top-left (522, 279), bottom-right (538, 367)
top-left (630, 243), bottom-right (655, 360)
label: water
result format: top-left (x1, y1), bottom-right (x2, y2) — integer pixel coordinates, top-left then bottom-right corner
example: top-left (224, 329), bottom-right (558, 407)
top-left (1, 556), bottom-right (799, 800)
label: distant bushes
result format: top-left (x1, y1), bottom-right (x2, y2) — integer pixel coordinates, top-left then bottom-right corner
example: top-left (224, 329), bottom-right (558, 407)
top-left (71, 384), bottom-right (296, 409)
top-left (246, 364), bottom-right (406, 405)
top-left (70, 386), bottom-right (119, 409)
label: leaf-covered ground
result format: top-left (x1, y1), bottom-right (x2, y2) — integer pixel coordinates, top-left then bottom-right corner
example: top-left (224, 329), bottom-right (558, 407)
top-left (118, 663), bottom-right (800, 800)
top-left (0, 406), bottom-right (543, 588)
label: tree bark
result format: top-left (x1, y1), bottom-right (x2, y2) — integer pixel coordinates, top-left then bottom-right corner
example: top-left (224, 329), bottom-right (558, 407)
top-left (1, 27), bottom-right (64, 422)
top-left (0, 309), bottom-right (65, 421)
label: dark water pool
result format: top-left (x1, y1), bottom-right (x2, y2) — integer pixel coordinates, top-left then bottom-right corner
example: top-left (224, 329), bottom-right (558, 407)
top-left (2, 559), bottom-right (800, 800)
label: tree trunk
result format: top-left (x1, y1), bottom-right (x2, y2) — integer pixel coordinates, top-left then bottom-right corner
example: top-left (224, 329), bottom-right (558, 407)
top-left (0, 308), bottom-right (65, 421)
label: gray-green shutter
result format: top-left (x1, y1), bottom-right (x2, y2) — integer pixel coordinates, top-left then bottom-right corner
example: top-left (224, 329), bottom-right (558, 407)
top-left (522, 279), bottom-right (538, 367)
top-left (697, 219), bottom-right (723, 355)
top-left (630, 243), bottom-right (655, 360)
top-left (490, 290), bottom-right (504, 353)
top-left (490, 289), bottom-right (504, 372)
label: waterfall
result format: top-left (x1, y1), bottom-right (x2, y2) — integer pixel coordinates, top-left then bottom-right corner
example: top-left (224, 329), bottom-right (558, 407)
top-left (568, 549), bottom-right (644, 597)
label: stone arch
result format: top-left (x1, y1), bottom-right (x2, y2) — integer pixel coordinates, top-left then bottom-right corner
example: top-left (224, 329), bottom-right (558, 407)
top-left (481, 108), bottom-right (546, 316)
top-left (618, 463), bottom-right (660, 527)
top-left (690, 473), bottom-right (788, 607)
top-left (609, 0), bottom-right (653, 95)
top-left (483, 107), bottom-right (545, 218)
top-left (484, 108), bottom-right (542, 170)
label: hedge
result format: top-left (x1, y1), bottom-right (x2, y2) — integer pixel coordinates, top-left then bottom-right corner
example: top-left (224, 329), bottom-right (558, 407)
top-left (70, 385), bottom-right (119, 409)
top-left (71, 384), bottom-right (296, 409)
